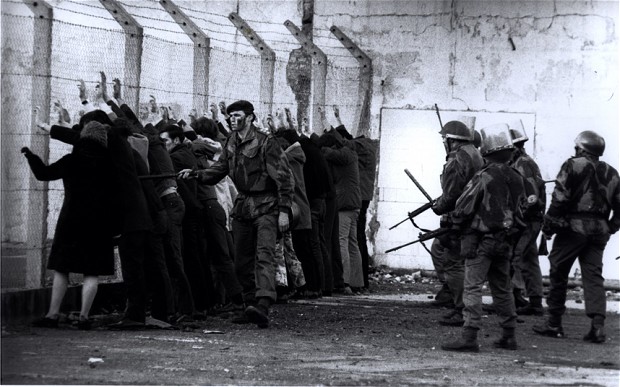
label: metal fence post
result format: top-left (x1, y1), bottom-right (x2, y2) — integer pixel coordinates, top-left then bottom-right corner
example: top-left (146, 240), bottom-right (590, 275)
top-left (22, 0), bottom-right (53, 288)
top-left (159, 0), bottom-right (210, 115)
top-left (284, 20), bottom-right (327, 134)
top-left (228, 12), bottom-right (275, 118)
top-left (99, 0), bottom-right (143, 114)
top-left (330, 26), bottom-right (373, 137)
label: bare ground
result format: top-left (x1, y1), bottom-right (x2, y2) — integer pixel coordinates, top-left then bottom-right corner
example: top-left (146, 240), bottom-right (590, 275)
top-left (2, 272), bottom-right (619, 386)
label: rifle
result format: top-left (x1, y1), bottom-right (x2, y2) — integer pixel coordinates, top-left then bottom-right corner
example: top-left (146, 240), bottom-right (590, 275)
top-left (389, 169), bottom-right (438, 230)
top-left (389, 201), bottom-right (436, 230)
top-left (138, 171), bottom-right (198, 180)
top-left (385, 227), bottom-right (449, 254)
top-left (434, 103), bottom-right (444, 130)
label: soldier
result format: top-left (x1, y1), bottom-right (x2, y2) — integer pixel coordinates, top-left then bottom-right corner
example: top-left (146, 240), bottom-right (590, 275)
top-left (441, 124), bottom-right (526, 352)
top-left (508, 120), bottom-right (546, 315)
top-left (431, 121), bottom-right (484, 326)
top-left (533, 131), bottom-right (620, 343)
top-left (179, 100), bottom-right (294, 329)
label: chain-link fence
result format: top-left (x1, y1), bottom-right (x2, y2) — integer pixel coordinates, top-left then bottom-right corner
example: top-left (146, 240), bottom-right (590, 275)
top-left (1, 0), bottom-right (366, 291)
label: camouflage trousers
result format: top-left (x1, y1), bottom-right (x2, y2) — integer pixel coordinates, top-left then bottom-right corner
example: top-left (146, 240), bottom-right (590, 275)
top-left (275, 231), bottom-right (306, 289)
top-left (463, 233), bottom-right (517, 330)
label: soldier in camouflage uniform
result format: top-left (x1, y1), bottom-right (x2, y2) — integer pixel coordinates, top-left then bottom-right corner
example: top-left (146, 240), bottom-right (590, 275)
top-left (180, 100), bottom-right (294, 328)
top-left (431, 121), bottom-right (484, 326)
top-left (441, 124), bottom-right (526, 353)
top-left (508, 120), bottom-right (547, 316)
top-left (533, 131), bottom-right (620, 343)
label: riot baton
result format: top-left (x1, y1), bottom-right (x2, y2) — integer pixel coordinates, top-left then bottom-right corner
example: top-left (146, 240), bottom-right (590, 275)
top-left (435, 103), bottom-right (444, 130)
top-left (404, 169), bottom-right (434, 204)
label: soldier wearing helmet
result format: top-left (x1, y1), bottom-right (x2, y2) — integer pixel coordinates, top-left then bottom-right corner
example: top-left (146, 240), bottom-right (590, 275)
top-left (431, 120), bottom-right (484, 326)
top-left (507, 120), bottom-right (546, 316)
top-left (441, 123), bottom-right (526, 353)
top-left (533, 130), bottom-right (620, 344)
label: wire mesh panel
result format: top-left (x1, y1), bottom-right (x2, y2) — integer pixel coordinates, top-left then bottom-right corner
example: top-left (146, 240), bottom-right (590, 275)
top-left (1, 1), bottom-right (366, 290)
top-left (209, 47), bottom-right (262, 116)
top-left (140, 34), bottom-right (195, 120)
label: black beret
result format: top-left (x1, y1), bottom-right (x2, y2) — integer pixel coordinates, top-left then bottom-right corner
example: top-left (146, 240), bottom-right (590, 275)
top-left (226, 100), bottom-right (254, 115)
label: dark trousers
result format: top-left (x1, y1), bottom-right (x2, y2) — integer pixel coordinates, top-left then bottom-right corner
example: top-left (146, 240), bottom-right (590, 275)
top-left (232, 213), bottom-right (279, 303)
top-left (162, 194), bottom-right (194, 315)
top-left (200, 199), bottom-right (243, 302)
top-left (118, 230), bottom-right (147, 323)
top-left (325, 194), bottom-right (344, 289)
top-left (310, 198), bottom-right (328, 293)
top-left (144, 230), bottom-right (175, 321)
top-left (357, 199), bottom-right (370, 288)
top-left (292, 229), bottom-right (320, 292)
top-left (440, 231), bottom-right (465, 310)
top-left (183, 209), bottom-right (215, 311)
top-left (512, 221), bottom-right (544, 299)
top-left (547, 231), bottom-right (609, 321)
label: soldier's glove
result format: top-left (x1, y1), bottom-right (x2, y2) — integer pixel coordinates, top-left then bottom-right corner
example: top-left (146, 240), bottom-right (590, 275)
top-left (608, 221), bottom-right (620, 235)
top-left (21, 147), bottom-right (33, 156)
top-left (431, 203), bottom-right (442, 216)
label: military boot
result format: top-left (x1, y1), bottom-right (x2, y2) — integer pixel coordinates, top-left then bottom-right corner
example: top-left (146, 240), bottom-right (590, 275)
top-left (583, 315), bottom-right (606, 343)
top-left (493, 327), bottom-right (517, 350)
top-left (533, 317), bottom-right (564, 338)
top-left (516, 296), bottom-right (544, 316)
top-left (245, 297), bottom-right (270, 329)
top-left (439, 309), bottom-right (464, 327)
top-left (441, 326), bottom-right (479, 352)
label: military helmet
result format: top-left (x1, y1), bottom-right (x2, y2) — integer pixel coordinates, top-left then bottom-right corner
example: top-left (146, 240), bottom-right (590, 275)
top-left (480, 123), bottom-right (514, 156)
top-left (473, 129), bottom-right (482, 148)
top-left (574, 130), bottom-right (605, 156)
top-left (508, 119), bottom-right (528, 144)
top-left (439, 120), bottom-right (473, 141)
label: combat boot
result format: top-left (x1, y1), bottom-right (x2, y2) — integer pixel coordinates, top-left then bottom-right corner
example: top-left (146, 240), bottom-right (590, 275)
top-left (441, 326), bottom-right (479, 352)
top-left (516, 296), bottom-right (544, 316)
top-left (493, 327), bottom-right (517, 350)
top-left (583, 315), bottom-right (606, 343)
top-left (245, 297), bottom-right (270, 328)
top-left (532, 321), bottom-right (565, 338)
top-left (439, 310), bottom-right (464, 327)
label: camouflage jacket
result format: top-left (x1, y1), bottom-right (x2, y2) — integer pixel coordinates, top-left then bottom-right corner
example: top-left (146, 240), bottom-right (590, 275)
top-left (434, 142), bottom-right (484, 215)
top-left (453, 162), bottom-right (526, 234)
top-left (546, 155), bottom-right (620, 235)
top-left (196, 125), bottom-right (294, 220)
top-left (510, 148), bottom-right (546, 221)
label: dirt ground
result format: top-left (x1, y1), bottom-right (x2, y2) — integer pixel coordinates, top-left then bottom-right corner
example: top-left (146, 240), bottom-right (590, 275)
top-left (2, 270), bottom-right (619, 386)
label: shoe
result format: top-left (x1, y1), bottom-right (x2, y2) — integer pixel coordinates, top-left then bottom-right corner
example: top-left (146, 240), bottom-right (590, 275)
top-left (493, 336), bottom-right (518, 350)
top-left (75, 317), bottom-right (92, 331)
top-left (439, 312), bottom-right (464, 327)
top-left (583, 327), bottom-right (606, 343)
top-left (333, 287), bottom-right (346, 294)
top-left (276, 293), bottom-right (289, 304)
top-left (31, 316), bottom-right (59, 328)
top-left (532, 322), bottom-right (564, 338)
top-left (441, 327), bottom-right (479, 352)
top-left (230, 308), bottom-right (250, 324)
top-left (516, 304), bottom-right (544, 316)
top-left (306, 291), bottom-right (320, 299)
top-left (431, 299), bottom-right (455, 308)
top-left (174, 314), bottom-right (195, 324)
top-left (343, 287), bottom-right (354, 296)
top-left (245, 305), bottom-right (269, 328)
top-left (107, 318), bottom-right (146, 330)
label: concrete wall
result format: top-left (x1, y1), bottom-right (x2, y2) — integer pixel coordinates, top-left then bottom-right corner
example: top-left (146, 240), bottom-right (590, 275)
top-left (314, 0), bottom-right (619, 279)
top-left (1, 0), bottom-right (618, 284)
